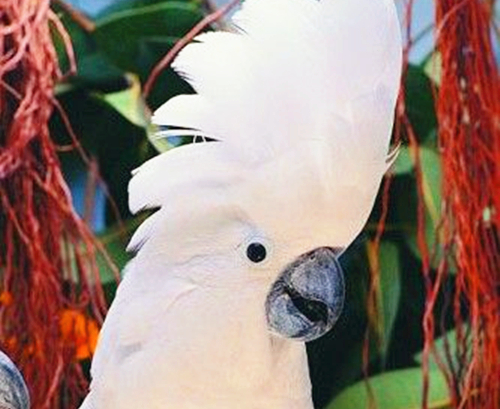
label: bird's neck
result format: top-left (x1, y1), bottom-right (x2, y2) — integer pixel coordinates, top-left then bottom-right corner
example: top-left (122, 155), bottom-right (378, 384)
top-left (152, 276), bottom-right (314, 408)
top-left (111, 256), bottom-right (315, 409)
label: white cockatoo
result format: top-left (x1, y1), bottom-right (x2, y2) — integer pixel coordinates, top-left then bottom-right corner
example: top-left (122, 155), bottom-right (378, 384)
top-left (81, 0), bottom-right (402, 408)
top-left (0, 0), bottom-right (401, 408)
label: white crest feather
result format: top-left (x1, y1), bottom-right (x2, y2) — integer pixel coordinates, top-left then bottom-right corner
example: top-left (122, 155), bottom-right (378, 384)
top-left (152, 0), bottom-right (401, 155)
top-left (133, 0), bottom-right (402, 249)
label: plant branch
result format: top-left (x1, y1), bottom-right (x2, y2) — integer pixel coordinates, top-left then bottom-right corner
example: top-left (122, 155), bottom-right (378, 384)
top-left (52, 0), bottom-right (95, 33)
top-left (201, 0), bottom-right (231, 30)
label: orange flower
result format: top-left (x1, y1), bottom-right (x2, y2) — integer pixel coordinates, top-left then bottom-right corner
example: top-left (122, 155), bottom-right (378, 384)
top-left (60, 309), bottom-right (100, 360)
top-left (0, 291), bottom-right (13, 306)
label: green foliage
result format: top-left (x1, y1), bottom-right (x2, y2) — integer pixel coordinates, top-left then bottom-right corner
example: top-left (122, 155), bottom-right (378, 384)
top-left (52, 2), bottom-right (460, 408)
top-left (328, 368), bottom-right (451, 409)
top-left (51, 0), bottom-right (205, 304)
top-left (372, 241), bottom-right (402, 364)
top-left (404, 65), bottom-right (437, 143)
top-left (391, 145), bottom-right (449, 271)
top-left (94, 2), bottom-right (202, 73)
top-left (413, 325), bottom-right (471, 372)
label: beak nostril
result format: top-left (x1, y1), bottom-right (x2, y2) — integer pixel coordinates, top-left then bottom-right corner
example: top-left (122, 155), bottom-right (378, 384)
top-left (284, 285), bottom-right (329, 325)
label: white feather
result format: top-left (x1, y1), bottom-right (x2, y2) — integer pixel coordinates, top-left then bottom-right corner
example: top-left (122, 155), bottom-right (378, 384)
top-left (153, 0), bottom-right (401, 164)
top-left (128, 142), bottom-right (240, 214)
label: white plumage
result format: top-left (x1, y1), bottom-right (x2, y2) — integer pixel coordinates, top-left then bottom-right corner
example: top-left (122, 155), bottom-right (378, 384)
top-left (81, 0), bottom-right (402, 407)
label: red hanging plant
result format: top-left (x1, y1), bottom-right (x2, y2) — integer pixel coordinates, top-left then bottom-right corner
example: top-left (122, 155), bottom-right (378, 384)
top-left (425, 1), bottom-right (500, 407)
top-left (365, 1), bottom-right (500, 408)
top-left (0, 1), bottom-right (115, 407)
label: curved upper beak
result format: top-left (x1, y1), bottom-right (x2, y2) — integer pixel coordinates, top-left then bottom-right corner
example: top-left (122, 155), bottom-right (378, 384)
top-left (0, 350), bottom-right (30, 409)
top-left (265, 247), bottom-right (345, 342)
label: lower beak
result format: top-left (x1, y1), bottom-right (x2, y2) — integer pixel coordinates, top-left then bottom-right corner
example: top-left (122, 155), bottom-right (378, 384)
top-left (265, 247), bottom-right (345, 342)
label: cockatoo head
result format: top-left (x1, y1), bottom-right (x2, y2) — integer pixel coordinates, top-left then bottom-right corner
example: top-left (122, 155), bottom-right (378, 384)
top-left (129, 0), bottom-right (402, 342)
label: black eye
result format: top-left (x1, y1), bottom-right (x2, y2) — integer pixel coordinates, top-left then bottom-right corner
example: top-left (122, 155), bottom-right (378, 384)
top-left (246, 242), bottom-right (267, 263)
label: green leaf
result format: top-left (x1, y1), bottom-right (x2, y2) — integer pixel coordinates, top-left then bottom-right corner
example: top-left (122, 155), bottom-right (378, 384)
top-left (414, 325), bottom-right (471, 372)
top-left (367, 241), bottom-right (401, 363)
top-left (390, 146), bottom-right (442, 221)
top-left (423, 52), bottom-right (442, 86)
top-left (388, 145), bottom-right (451, 272)
top-left (96, 0), bottom-right (195, 19)
top-left (96, 235), bottom-right (128, 284)
top-left (52, 4), bottom-right (127, 90)
top-left (328, 368), bottom-right (451, 409)
top-left (404, 65), bottom-right (437, 143)
top-left (402, 146), bottom-right (450, 272)
top-left (52, 89), bottom-right (152, 218)
top-left (419, 147), bottom-right (442, 226)
top-left (94, 2), bottom-right (203, 73)
top-left (391, 147), bottom-right (413, 175)
top-left (75, 53), bottom-right (128, 90)
top-left (51, 4), bottom-right (94, 73)
top-left (130, 37), bottom-right (195, 109)
top-left (101, 74), bottom-right (150, 128)
top-left (378, 242), bottom-right (401, 362)
top-left (396, 145), bottom-right (441, 225)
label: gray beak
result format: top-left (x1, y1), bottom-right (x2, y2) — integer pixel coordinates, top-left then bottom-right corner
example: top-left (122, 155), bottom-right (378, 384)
top-left (265, 247), bottom-right (345, 342)
top-left (0, 351), bottom-right (30, 409)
